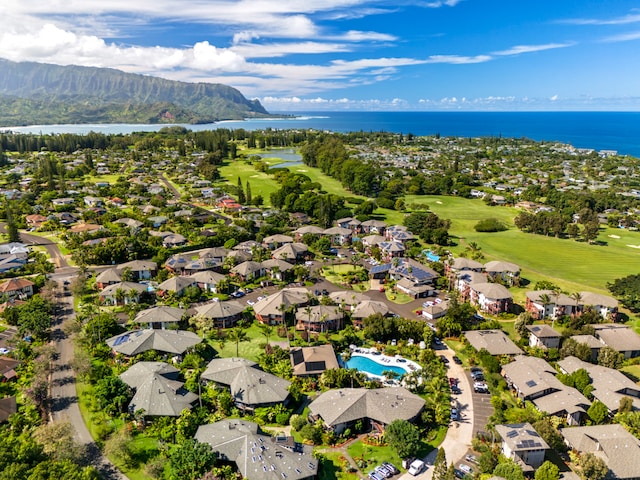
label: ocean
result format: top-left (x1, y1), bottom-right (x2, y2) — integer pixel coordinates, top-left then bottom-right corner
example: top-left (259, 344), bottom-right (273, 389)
top-left (6, 111), bottom-right (640, 157)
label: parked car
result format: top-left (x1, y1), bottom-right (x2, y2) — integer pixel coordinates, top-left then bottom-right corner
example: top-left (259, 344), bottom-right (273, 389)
top-left (451, 408), bottom-right (459, 421)
top-left (368, 472), bottom-right (384, 480)
top-left (454, 468), bottom-right (465, 479)
top-left (408, 459), bottom-right (425, 476)
top-left (374, 465), bottom-right (392, 478)
top-left (453, 355), bottom-right (462, 365)
top-left (465, 454), bottom-right (478, 465)
top-left (474, 382), bottom-right (489, 393)
top-left (451, 385), bottom-right (461, 395)
top-left (458, 464), bottom-right (474, 475)
top-left (382, 462), bottom-right (399, 475)
top-left (0, 348), bottom-right (10, 355)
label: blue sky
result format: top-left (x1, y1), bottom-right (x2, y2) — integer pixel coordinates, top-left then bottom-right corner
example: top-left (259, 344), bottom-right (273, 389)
top-left (1, 1), bottom-right (640, 111)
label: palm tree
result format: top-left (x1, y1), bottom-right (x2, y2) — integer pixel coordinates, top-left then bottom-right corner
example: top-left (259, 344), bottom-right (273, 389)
top-left (570, 292), bottom-right (584, 317)
top-left (539, 293), bottom-right (552, 320)
top-left (551, 287), bottom-right (562, 328)
top-left (114, 287), bottom-right (126, 306)
top-left (258, 323), bottom-right (273, 346)
top-left (227, 328), bottom-right (249, 357)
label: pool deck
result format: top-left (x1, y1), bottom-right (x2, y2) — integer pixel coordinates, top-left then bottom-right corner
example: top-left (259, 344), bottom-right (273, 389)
top-left (348, 346), bottom-right (422, 374)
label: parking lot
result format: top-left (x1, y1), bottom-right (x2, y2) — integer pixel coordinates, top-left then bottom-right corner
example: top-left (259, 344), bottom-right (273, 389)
top-left (468, 370), bottom-right (494, 437)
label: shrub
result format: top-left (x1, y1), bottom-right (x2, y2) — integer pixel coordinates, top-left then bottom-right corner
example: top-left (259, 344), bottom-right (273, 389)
top-left (474, 218), bottom-right (508, 232)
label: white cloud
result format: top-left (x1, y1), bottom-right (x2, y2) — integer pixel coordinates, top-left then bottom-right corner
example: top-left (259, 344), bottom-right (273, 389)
top-left (562, 12), bottom-right (640, 26)
top-left (492, 42), bottom-right (574, 56)
top-left (550, 94), bottom-right (558, 101)
top-left (601, 31), bottom-right (640, 43)
top-left (426, 54), bottom-right (492, 64)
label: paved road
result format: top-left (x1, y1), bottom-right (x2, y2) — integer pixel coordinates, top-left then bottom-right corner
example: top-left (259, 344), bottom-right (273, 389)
top-left (50, 274), bottom-right (129, 479)
top-left (19, 230), bottom-right (70, 268)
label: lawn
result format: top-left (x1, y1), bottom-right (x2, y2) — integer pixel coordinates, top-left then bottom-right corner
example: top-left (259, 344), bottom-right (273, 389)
top-left (209, 321), bottom-right (275, 362)
top-left (347, 440), bottom-right (403, 473)
top-left (317, 451), bottom-right (360, 480)
top-left (621, 364), bottom-right (640, 383)
top-left (217, 159), bottom-right (281, 205)
top-left (406, 195), bottom-right (640, 293)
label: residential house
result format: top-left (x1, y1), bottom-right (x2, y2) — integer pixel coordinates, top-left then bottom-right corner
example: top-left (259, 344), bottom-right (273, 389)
top-left (495, 423), bottom-right (549, 472)
top-left (502, 355), bottom-right (591, 425)
top-left (134, 306), bottom-right (185, 329)
top-left (484, 260), bottom-right (520, 286)
top-left (272, 243), bottom-right (309, 262)
top-left (389, 258), bottom-right (439, 287)
top-left (201, 357), bottom-right (291, 411)
top-left (195, 420), bottom-right (318, 480)
top-left (379, 241), bottom-right (405, 259)
top-left (25, 214), bottom-right (47, 229)
top-left (351, 300), bottom-right (389, 328)
top-left (0, 277), bottom-right (35, 300)
top-left (0, 356), bottom-right (21, 382)
top-left (119, 362), bottom-right (198, 417)
top-left (113, 218), bottom-right (144, 231)
top-left (106, 329), bottom-right (202, 356)
top-left (591, 324), bottom-right (640, 359)
top-left (231, 261), bottom-right (265, 282)
top-left (558, 356), bottom-right (640, 414)
top-left (194, 300), bottom-right (245, 329)
top-left (83, 195), bottom-right (103, 207)
top-left (446, 257), bottom-right (484, 275)
top-left (560, 425), bottom-right (640, 480)
top-left (253, 288), bottom-right (310, 325)
top-left (290, 344), bottom-right (339, 377)
top-left (262, 234), bottom-right (294, 250)
top-left (322, 226), bottom-right (352, 245)
top-left (361, 234), bottom-right (386, 248)
top-left (526, 290), bottom-right (618, 321)
top-left (360, 219), bottom-right (387, 235)
top-left (468, 282), bottom-right (513, 314)
top-left (526, 324), bottom-right (561, 350)
top-left (95, 268), bottom-right (122, 289)
top-left (147, 216), bottom-right (168, 228)
top-left (156, 276), bottom-right (198, 297)
top-left (421, 301), bottom-right (449, 322)
top-left (261, 259), bottom-right (294, 282)
top-left (295, 305), bottom-right (343, 333)
top-left (51, 197), bottom-right (75, 208)
top-left (464, 330), bottom-right (523, 356)
top-left (308, 387), bottom-right (424, 435)
top-left (189, 270), bottom-right (227, 293)
top-left (328, 291), bottom-right (371, 308)
top-left (118, 260), bottom-right (157, 280)
top-left (293, 225), bottom-right (325, 242)
top-left (396, 277), bottom-right (435, 299)
top-left (569, 334), bottom-right (602, 361)
top-left (336, 217), bottom-right (361, 232)
top-left (99, 281), bottom-right (148, 305)
top-left (69, 223), bottom-right (103, 234)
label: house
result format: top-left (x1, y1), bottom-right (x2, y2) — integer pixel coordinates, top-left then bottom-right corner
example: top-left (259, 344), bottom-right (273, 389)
top-left (0, 356), bottom-right (21, 382)
top-left (0, 277), bottom-right (35, 300)
top-left (118, 260), bottom-right (157, 280)
top-left (351, 300), bottom-right (390, 328)
top-left (201, 357), bottom-right (291, 411)
top-left (336, 217), bottom-right (361, 232)
top-left (526, 324), bottom-right (561, 350)
top-left (293, 225), bottom-right (325, 242)
top-left (591, 324), bottom-right (640, 358)
top-left (495, 423), bottom-right (549, 472)
top-left (468, 282), bottom-right (513, 314)
top-left (25, 214), bottom-right (47, 229)
top-left (558, 356), bottom-right (640, 414)
top-left (464, 330), bottom-right (523, 356)
top-left (290, 344), bottom-right (339, 377)
top-left (95, 268), bottom-right (122, 289)
top-left (322, 226), bottom-right (352, 245)
top-left (69, 223), bottom-right (103, 234)
top-left (0, 396), bottom-right (17, 423)
top-left (390, 258), bottom-right (439, 287)
top-left (83, 195), bottom-right (103, 207)
top-left (502, 355), bottom-right (591, 425)
top-left (51, 197), bottom-right (75, 207)
top-left (189, 270), bottom-right (227, 293)
top-left (262, 234), bottom-right (294, 250)
top-left (216, 196), bottom-right (242, 212)
top-left (261, 259), bottom-right (294, 281)
top-left (361, 234), bottom-right (386, 248)
top-left (106, 329), bottom-right (202, 356)
top-left (560, 424), bottom-right (640, 480)
top-left (119, 362), bottom-right (198, 417)
top-left (526, 290), bottom-right (618, 321)
top-left (328, 291), bottom-right (371, 308)
top-left (308, 387), bottom-right (424, 435)
top-left (156, 276), bottom-right (197, 297)
top-left (113, 218), bottom-right (144, 230)
top-left (484, 260), bottom-right (520, 286)
top-left (147, 216), bottom-right (168, 228)
top-left (379, 241), bottom-right (405, 258)
top-left (133, 306), bottom-right (185, 330)
top-left (421, 301), bottom-right (449, 322)
top-left (360, 219), bottom-right (387, 235)
top-left (195, 420), bottom-right (318, 480)
top-left (272, 243), bottom-right (309, 262)
top-left (99, 281), bottom-right (148, 305)
top-left (194, 300), bottom-right (245, 329)
top-left (295, 305), bottom-right (343, 333)
top-left (446, 257), bottom-right (484, 274)
top-left (253, 288), bottom-right (310, 325)
top-left (395, 277), bottom-right (435, 299)
top-left (230, 261), bottom-right (265, 282)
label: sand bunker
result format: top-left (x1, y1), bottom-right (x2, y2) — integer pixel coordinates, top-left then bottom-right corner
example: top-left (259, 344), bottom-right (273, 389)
top-left (436, 201), bottom-right (443, 204)
top-left (627, 244), bottom-right (640, 249)
top-left (609, 234), bottom-right (621, 239)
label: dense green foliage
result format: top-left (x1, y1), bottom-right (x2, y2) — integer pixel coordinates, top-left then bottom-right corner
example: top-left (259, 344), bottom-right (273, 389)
top-left (607, 274), bottom-right (640, 312)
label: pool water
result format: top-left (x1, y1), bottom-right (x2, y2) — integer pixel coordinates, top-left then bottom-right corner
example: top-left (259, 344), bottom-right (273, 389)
top-left (344, 355), bottom-right (408, 377)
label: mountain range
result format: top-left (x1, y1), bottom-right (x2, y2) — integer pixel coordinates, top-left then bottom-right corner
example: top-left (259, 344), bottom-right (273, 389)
top-left (0, 59), bottom-right (270, 126)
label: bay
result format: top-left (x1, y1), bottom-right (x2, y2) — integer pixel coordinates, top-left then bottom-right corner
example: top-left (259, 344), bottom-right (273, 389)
top-left (5, 111), bottom-right (640, 157)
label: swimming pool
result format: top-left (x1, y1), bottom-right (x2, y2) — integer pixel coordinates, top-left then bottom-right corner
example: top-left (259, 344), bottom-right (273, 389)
top-left (344, 354), bottom-right (409, 377)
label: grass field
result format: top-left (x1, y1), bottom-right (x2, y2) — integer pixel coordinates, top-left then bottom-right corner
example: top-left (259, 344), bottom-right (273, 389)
top-left (210, 322), bottom-right (279, 361)
top-left (217, 160), bottom-right (282, 206)
top-left (406, 195), bottom-right (640, 293)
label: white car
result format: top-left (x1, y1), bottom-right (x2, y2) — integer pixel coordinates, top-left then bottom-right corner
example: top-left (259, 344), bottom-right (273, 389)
top-left (246, 299), bottom-right (255, 306)
top-left (458, 464), bottom-right (474, 475)
top-left (0, 347), bottom-right (10, 355)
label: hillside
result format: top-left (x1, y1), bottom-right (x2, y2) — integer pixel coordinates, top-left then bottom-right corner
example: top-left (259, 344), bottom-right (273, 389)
top-left (0, 58), bottom-right (270, 126)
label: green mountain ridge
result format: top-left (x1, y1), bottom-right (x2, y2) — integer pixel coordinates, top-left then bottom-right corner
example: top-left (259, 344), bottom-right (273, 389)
top-left (0, 59), bottom-right (271, 126)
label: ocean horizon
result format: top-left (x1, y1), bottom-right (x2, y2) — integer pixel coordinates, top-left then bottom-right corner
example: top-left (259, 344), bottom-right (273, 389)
top-left (5, 110), bottom-right (640, 157)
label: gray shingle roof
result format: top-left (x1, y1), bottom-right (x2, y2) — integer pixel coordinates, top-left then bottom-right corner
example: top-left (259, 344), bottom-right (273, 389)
top-left (309, 387), bottom-right (424, 428)
top-left (464, 329), bottom-right (522, 355)
top-left (134, 305), bottom-right (185, 325)
top-left (195, 420), bottom-right (317, 480)
top-left (106, 329), bottom-right (202, 355)
top-left (195, 300), bottom-right (245, 319)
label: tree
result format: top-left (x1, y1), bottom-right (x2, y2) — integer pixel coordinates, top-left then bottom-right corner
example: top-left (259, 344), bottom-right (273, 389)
top-left (432, 448), bottom-right (448, 480)
top-left (33, 422), bottom-right (85, 463)
top-left (384, 419), bottom-right (421, 459)
top-left (597, 346), bottom-right (624, 369)
top-left (167, 439), bottom-right (217, 480)
top-left (578, 452), bottom-right (609, 480)
top-left (227, 327), bottom-right (249, 357)
top-left (93, 375), bottom-right (131, 416)
top-left (493, 458), bottom-right (526, 480)
top-left (607, 274), bottom-right (640, 312)
top-left (533, 418), bottom-right (567, 452)
top-left (587, 400), bottom-right (609, 425)
top-left (618, 396), bottom-right (633, 414)
top-left (582, 221), bottom-right (600, 243)
top-left (514, 311), bottom-right (533, 338)
top-left (535, 461), bottom-right (560, 480)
